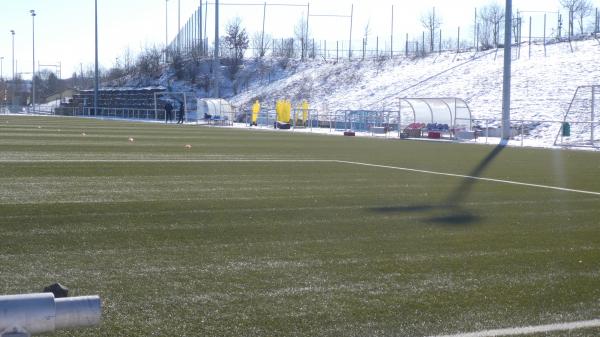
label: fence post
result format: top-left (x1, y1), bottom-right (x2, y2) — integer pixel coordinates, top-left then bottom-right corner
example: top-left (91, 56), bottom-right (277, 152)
top-left (592, 86), bottom-right (596, 144)
top-left (391, 5), bottom-right (394, 59)
top-left (349, 4), bottom-right (354, 60)
top-left (457, 26), bottom-right (460, 53)
top-left (362, 38), bottom-right (365, 60)
top-left (521, 121), bottom-right (524, 147)
top-left (528, 16), bottom-right (532, 59)
top-left (543, 14), bottom-right (547, 57)
top-left (474, 8), bottom-right (477, 51)
top-left (439, 29), bottom-right (442, 55)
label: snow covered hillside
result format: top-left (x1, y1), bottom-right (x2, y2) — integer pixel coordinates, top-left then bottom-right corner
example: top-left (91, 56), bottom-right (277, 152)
top-left (228, 38), bottom-right (599, 146)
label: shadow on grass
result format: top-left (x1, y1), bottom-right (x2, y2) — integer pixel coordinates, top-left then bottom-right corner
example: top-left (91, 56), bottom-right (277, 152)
top-left (372, 141), bottom-right (507, 226)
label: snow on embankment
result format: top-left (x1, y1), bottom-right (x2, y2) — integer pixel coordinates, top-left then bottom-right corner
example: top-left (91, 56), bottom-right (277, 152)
top-left (231, 39), bottom-right (600, 145)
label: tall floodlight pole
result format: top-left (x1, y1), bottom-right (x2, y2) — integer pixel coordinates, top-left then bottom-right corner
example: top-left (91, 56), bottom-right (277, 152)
top-left (306, 3), bottom-right (310, 60)
top-left (10, 30), bottom-right (15, 80)
top-left (1, 57), bottom-right (4, 81)
top-left (502, 0), bottom-right (512, 140)
top-left (349, 4), bottom-right (353, 59)
top-left (260, 2), bottom-right (266, 57)
top-left (200, 0), bottom-right (204, 55)
top-left (214, 0), bottom-right (220, 97)
top-left (94, 0), bottom-right (99, 116)
top-left (31, 10), bottom-right (36, 112)
top-left (391, 5), bottom-right (394, 58)
top-left (165, 0), bottom-right (169, 61)
top-left (178, 0), bottom-right (181, 52)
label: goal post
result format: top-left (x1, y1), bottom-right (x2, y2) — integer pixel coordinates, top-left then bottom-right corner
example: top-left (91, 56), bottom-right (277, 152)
top-left (555, 85), bottom-right (600, 147)
top-left (154, 92), bottom-right (196, 124)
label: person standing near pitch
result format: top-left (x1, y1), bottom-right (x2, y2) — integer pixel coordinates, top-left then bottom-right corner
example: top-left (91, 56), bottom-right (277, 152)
top-left (177, 101), bottom-right (185, 124)
top-left (164, 101), bottom-right (174, 123)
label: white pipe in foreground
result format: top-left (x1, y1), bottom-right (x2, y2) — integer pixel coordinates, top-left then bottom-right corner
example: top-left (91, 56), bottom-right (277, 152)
top-left (0, 293), bottom-right (101, 336)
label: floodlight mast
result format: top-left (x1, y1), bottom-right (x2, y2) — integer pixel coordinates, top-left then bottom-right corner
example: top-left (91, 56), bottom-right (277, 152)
top-left (94, 0), bottom-right (99, 117)
top-left (31, 10), bottom-right (36, 113)
top-left (214, 0), bottom-right (220, 98)
top-left (502, 0), bottom-right (512, 140)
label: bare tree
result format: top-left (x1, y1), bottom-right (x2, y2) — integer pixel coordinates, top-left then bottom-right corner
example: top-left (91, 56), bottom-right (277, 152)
top-left (120, 47), bottom-right (135, 76)
top-left (251, 31), bottom-right (272, 58)
top-left (222, 17), bottom-right (249, 79)
top-left (560, 0), bottom-right (580, 37)
top-left (136, 45), bottom-right (163, 78)
top-left (479, 2), bottom-right (505, 49)
top-left (294, 14), bottom-right (310, 60)
top-left (575, 0), bottom-right (594, 34)
top-left (420, 7), bottom-right (442, 53)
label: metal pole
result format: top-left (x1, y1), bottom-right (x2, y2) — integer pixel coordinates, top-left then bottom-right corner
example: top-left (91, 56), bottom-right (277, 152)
top-left (11, 30), bottom-right (15, 80)
top-left (214, 0), bottom-right (220, 97)
top-left (439, 29), bottom-right (442, 54)
top-left (431, 7), bottom-right (435, 53)
top-left (349, 4), bottom-right (353, 59)
top-left (391, 5), bottom-right (394, 59)
top-left (528, 16), bottom-right (532, 59)
top-left (260, 2), bottom-right (266, 57)
top-left (178, 0), bottom-right (181, 52)
top-left (199, 0), bottom-right (203, 55)
top-left (94, 0), bottom-right (99, 116)
top-left (474, 8), bottom-right (477, 50)
top-left (502, 0), bottom-right (512, 140)
top-left (457, 26), bottom-right (460, 52)
top-left (31, 10), bottom-right (36, 112)
top-left (165, 0), bottom-right (169, 61)
top-left (543, 13), bottom-right (547, 57)
top-left (0, 57), bottom-right (3, 81)
top-left (306, 3), bottom-right (310, 60)
top-left (192, 14), bottom-right (195, 51)
top-left (592, 86), bottom-right (596, 144)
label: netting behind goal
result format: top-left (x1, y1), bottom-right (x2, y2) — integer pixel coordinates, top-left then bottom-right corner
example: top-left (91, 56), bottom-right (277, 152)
top-left (555, 86), bottom-right (600, 148)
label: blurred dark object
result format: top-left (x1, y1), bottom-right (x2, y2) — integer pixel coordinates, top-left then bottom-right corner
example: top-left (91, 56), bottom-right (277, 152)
top-left (43, 283), bottom-right (69, 298)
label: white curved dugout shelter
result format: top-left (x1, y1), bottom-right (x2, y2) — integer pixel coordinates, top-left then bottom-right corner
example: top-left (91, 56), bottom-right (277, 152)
top-left (399, 98), bottom-right (472, 130)
top-left (193, 98), bottom-right (234, 121)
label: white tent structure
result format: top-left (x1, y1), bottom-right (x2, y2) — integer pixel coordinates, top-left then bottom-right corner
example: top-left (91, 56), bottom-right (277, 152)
top-left (187, 98), bottom-right (234, 122)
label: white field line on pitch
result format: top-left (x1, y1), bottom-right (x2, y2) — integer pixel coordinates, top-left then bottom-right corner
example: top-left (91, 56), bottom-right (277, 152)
top-left (429, 318), bottom-right (600, 337)
top-left (0, 159), bottom-right (332, 163)
top-left (3, 158), bottom-right (600, 197)
top-left (336, 160), bottom-right (600, 197)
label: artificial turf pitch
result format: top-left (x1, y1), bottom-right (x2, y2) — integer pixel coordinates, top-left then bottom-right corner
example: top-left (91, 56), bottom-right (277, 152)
top-left (1, 115), bottom-right (600, 337)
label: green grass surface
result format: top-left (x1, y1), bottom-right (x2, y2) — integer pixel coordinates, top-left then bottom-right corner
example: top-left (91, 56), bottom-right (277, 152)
top-left (1, 115), bottom-right (600, 337)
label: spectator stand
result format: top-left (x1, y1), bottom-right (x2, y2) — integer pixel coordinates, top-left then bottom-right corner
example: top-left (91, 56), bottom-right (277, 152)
top-left (56, 86), bottom-right (167, 119)
top-left (398, 97), bottom-right (473, 140)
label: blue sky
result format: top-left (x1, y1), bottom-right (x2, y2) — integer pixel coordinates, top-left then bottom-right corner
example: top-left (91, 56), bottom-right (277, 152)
top-left (0, 0), bottom-right (582, 79)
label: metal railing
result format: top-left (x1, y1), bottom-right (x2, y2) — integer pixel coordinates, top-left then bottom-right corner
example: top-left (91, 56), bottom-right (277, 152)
top-left (54, 107), bottom-right (165, 121)
top-left (5, 105), bottom-right (596, 149)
